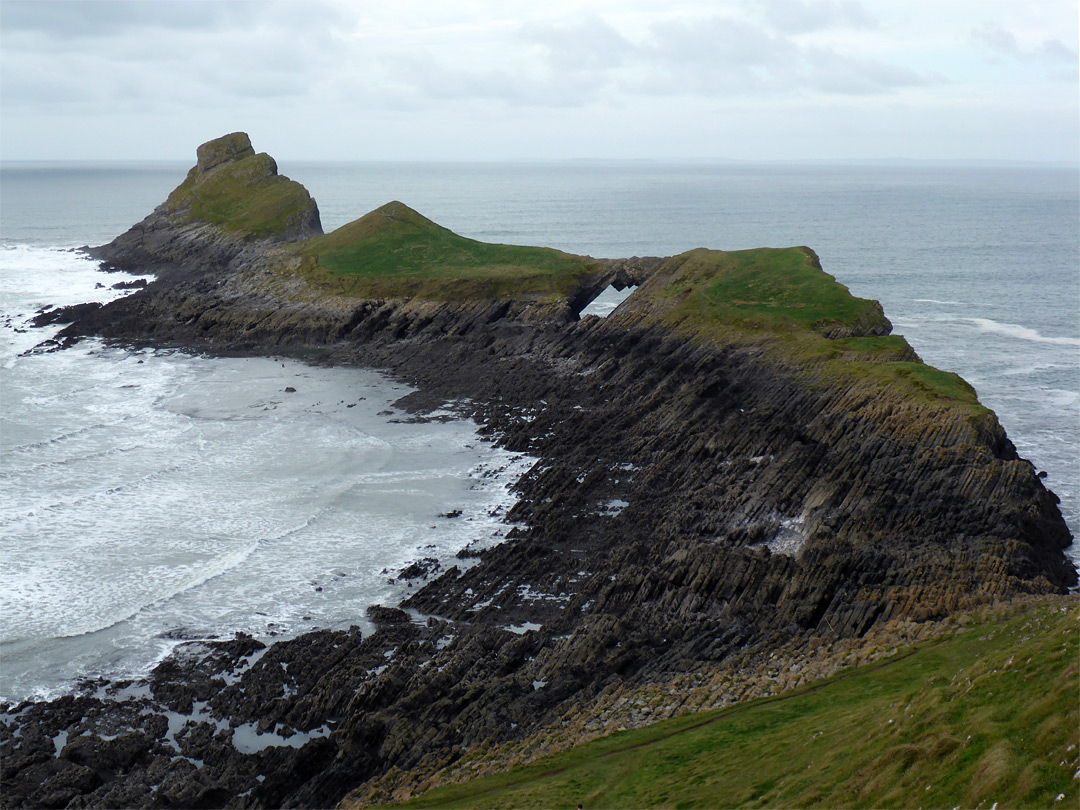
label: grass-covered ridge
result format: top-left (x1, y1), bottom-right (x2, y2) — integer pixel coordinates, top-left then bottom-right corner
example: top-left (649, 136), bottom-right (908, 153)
top-left (294, 208), bottom-right (984, 410)
top-left (382, 598), bottom-right (1078, 810)
top-left (298, 201), bottom-right (601, 301)
top-left (161, 134), bottom-right (987, 413)
top-left (629, 247), bottom-right (986, 411)
top-left (163, 132), bottom-right (318, 240)
top-left (660, 247), bottom-right (888, 337)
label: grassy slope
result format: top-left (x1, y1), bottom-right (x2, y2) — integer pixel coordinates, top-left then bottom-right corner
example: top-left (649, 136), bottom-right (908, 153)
top-left (165, 152), bottom-right (315, 239)
top-left (300, 214), bottom-right (986, 416)
top-left (390, 599), bottom-right (1078, 810)
top-left (298, 213), bottom-right (984, 411)
top-left (653, 247), bottom-right (881, 334)
top-left (298, 201), bottom-right (600, 301)
top-left (636, 247), bottom-right (986, 414)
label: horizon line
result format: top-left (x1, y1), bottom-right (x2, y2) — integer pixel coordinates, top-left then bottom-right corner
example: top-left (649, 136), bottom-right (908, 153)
top-left (2, 156), bottom-right (1077, 169)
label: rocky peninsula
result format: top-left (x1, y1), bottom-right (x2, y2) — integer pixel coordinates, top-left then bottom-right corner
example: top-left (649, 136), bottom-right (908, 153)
top-left (2, 133), bottom-right (1075, 808)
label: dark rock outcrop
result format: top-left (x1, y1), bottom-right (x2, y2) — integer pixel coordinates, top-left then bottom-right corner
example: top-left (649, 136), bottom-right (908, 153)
top-left (3, 133), bottom-right (1073, 809)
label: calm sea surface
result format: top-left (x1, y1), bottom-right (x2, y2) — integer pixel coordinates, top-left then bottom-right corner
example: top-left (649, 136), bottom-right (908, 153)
top-left (1, 160), bottom-right (1077, 703)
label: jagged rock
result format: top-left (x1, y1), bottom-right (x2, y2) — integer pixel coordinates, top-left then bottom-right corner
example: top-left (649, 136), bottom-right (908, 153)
top-left (31, 301), bottom-right (102, 327)
top-left (86, 132), bottom-right (322, 281)
top-left (195, 131), bottom-right (256, 172)
top-left (110, 278), bottom-right (147, 290)
top-left (61, 729), bottom-right (156, 772)
top-left (367, 606), bottom-right (410, 627)
top-left (25, 761), bottom-right (102, 809)
top-left (398, 558), bottom-right (441, 580)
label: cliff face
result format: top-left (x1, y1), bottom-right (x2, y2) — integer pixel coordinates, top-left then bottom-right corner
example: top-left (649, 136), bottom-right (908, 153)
top-left (5, 134), bottom-right (1074, 809)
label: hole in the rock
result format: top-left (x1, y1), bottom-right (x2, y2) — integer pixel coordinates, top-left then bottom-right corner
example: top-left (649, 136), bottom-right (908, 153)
top-left (579, 285), bottom-right (637, 318)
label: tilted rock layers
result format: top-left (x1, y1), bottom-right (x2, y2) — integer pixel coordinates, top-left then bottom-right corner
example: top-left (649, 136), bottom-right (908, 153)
top-left (4, 133), bottom-right (1073, 808)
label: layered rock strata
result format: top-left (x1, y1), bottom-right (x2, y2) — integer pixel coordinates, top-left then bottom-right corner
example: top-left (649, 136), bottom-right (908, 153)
top-left (2, 134), bottom-right (1074, 809)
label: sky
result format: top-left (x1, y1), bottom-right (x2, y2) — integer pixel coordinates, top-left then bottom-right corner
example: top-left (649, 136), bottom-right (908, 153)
top-left (1, 0), bottom-right (1077, 163)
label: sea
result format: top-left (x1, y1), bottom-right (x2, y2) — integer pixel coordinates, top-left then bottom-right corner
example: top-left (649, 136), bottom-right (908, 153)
top-left (1, 160), bottom-right (1077, 705)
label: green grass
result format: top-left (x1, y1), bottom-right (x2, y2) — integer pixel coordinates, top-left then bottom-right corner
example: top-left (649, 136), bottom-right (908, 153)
top-left (165, 152), bottom-right (315, 239)
top-left (651, 247), bottom-right (887, 338)
top-left (300, 202), bottom-right (599, 300)
top-left (865, 361), bottom-right (982, 406)
top-left (700, 247), bottom-right (882, 332)
top-left (633, 248), bottom-right (986, 412)
top-left (827, 335), bottom-right (916, 361)
top-left (384, 599), bottom-right (1078, 809)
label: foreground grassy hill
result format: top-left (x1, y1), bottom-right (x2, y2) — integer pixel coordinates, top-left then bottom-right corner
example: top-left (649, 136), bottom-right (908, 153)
top-left (378, 598), bottom-right (1077, 810)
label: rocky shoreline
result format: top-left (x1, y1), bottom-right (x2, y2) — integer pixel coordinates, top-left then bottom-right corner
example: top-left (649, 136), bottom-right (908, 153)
top-left (2, 134), bottom-right (1075, 808)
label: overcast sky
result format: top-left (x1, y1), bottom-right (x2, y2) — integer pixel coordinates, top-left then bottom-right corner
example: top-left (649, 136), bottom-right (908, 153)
top-left (1, 0), bottom-right (1077, 162)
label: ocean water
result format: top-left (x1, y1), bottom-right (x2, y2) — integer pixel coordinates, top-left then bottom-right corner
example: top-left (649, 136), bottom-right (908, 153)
top-left (1, 160), bottom-right (1077, 703)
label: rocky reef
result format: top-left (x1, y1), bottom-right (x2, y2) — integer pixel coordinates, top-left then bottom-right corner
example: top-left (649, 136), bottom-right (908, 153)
top-left (3, 133), bottom-right (1075, 808)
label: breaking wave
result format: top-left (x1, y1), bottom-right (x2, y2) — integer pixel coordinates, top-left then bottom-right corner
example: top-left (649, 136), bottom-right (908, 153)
top-left (961, 317), bottom-right (1080, 347)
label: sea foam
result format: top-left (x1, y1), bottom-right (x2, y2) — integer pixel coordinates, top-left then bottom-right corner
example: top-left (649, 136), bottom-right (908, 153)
top-left (0, 247), bottom-right (534, 703)
top-left (961, 317), bottom-right (1080, 347)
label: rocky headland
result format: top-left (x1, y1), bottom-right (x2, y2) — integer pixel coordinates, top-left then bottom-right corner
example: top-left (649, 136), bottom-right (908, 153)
top-left (2, 133), bottom-right (1075, 809)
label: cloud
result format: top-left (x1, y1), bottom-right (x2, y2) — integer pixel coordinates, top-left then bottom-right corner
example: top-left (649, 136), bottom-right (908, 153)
top-left (0, 0), bottom-right (254, 38)
top-left (508, 13), bottom-right (931, 105)
top-left (755, 0), bottom-right (877, 34)
top-left (361, 9), bottom-right (931, 109)
top-left (802, 48), bottom-right (936, 95)
top-left (0, 0), bottom-right (1075, 162)
top-left (0, 0), bottom-right (350, 111)
top-left (522, 16), bottom-right (632, 72)
top-left (374, 52), bottom-right (524, 105)
top-left (972, 22), bottom-right (1078, 64)
top-left (622, 15), bottom-right (930, 99)
top-left (646, 16), bottom-right (787, 70)
top-left (0, 1), bottom-right (964, 118)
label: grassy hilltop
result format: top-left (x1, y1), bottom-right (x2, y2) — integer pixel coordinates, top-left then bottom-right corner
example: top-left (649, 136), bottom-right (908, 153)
top-left (298, 206), bottom-right (982, 413)
top-left (609, 245), bottom-right (985, 414)
top-left (297, 200), bottom-right (601, 301)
